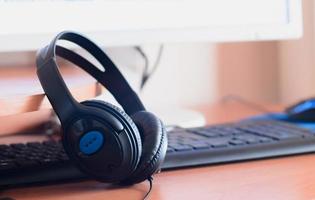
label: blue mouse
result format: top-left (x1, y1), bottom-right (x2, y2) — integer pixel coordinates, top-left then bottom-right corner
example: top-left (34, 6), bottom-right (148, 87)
top-left (285, 98), bottom-right (315, 122)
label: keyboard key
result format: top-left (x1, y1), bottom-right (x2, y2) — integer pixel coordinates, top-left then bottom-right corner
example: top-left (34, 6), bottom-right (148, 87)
top-left (41, 158), bottom-right (59, 164)
top-left (259, 137), bottom-right (274, 143)
top-left (43, 141), bottom-right (57, 146)
top-left (10, 143), bottom-right (26, 149)
top-left (229, 139), bottom-right (246, 146)
top-left (170, 144), bottom-right (193, 152)
top-left (189, 142), bottom-right (209, 150)
top-left (191, 130), bottom-right (220, 137)
top-left (0, 162), bottom-right (16, 170)
top-left (234, 134), bottom-right (263, 144)
top-left (16, 160), bottom-right (37, 167)
top-left (26, 142), bottom-right (41, 148)
top-left (0, 159), bottom-right (13, 164)
top-left (1, 152), bottom-right (15, 158)
top-left (0, 145), bottom-right (9, 151)
top-left (206, 138), bottom-right (230, 148)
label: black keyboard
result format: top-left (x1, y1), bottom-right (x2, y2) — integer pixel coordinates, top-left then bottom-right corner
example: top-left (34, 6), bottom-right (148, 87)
top-left (1, 120), bottom-right (315, 188)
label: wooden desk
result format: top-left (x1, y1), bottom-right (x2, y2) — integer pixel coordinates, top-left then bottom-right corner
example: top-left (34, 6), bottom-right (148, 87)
top-left (2, 102), bottom-right (315, 200)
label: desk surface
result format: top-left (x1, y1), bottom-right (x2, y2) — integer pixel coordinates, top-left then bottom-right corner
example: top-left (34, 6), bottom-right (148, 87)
top-left (2, 102), bottom-right (315, 200)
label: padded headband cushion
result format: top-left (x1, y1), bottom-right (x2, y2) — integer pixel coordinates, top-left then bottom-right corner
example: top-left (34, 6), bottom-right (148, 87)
top-left (121, 111), bottom-right (168, 184)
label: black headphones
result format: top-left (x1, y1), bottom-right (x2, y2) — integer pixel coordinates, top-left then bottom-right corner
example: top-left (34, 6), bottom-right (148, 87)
top-left (36, 31), bottom-right (167, 185)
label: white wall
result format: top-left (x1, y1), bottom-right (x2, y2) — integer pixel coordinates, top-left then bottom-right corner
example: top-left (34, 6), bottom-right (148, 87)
top-left (278, 0), bottom-right (315, 104)
top-left (0, 43), bottom-right (217, 110)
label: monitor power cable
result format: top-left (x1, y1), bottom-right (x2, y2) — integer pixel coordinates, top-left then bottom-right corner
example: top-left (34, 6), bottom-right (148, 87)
top-left (134, 45), bottom-right (164, 91)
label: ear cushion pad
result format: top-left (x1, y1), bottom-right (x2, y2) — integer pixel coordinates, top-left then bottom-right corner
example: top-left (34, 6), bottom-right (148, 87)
top-left (81, 100), bottom-right (142, 169)
top-left (121, 111), bottom-right (168, 184)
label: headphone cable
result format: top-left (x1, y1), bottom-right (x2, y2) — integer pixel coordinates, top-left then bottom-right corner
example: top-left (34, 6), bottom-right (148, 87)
top-left (143, 176), bottom-right (153, 200)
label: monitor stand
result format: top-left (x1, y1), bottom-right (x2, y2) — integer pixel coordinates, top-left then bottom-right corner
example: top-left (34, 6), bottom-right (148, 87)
top-left (95, 93), bottom-right (206, 128)
top-left (148, 106), bottom-right (206, 128)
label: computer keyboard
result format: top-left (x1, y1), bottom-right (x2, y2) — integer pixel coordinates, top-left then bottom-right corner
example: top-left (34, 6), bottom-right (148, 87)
top-left (1, 120), bottom-right (315, 188)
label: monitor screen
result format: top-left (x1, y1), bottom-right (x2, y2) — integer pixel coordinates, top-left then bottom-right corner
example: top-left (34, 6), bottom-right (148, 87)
top-left (0, 0), bottom-right (302, 51)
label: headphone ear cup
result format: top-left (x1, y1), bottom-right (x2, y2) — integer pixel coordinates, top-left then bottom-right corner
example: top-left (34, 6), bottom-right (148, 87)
top-left (83, 100), bottom-right (143, 159)
top-left (81, 100), bottom-right (143, 181)
top-left (121, 111), bottom-right (168, 185)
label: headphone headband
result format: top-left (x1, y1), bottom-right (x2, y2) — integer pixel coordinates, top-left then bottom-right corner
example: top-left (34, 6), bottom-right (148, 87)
top-left (36, 31), bottom-right (145, 123)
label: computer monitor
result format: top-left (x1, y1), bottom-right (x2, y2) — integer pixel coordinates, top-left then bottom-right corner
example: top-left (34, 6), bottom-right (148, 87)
top-left (0, 0), bottom-right (304, 129)
top-left (0, 0), bottom-right (302, 52)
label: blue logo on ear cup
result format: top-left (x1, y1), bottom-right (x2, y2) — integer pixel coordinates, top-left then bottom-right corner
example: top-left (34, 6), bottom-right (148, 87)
top-left (79, 131), bottom-right (104, 155)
